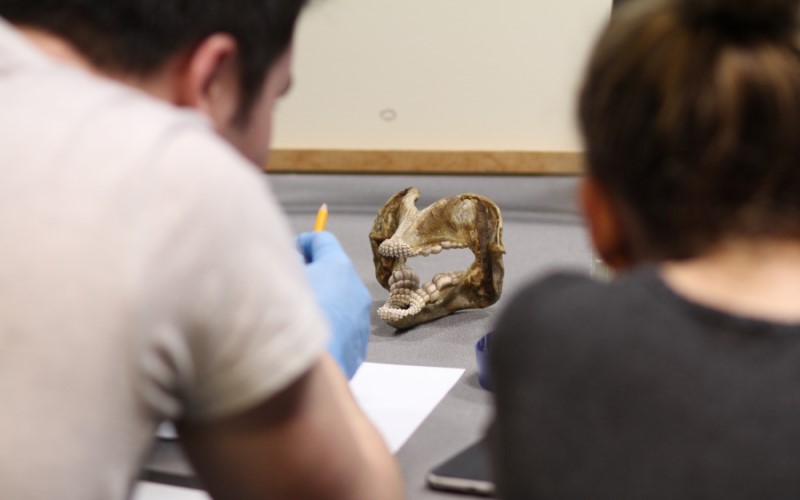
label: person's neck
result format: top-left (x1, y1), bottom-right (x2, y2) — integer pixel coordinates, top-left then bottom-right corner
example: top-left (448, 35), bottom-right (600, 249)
top-left (661, 238), bottom-right (800, 323)
top-left (14, 24), bottom-right (177, 102)
top-left (15, 24), bottom-right (95, 70)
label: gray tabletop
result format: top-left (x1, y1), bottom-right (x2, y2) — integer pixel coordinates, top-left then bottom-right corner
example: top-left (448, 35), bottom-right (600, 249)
top-left (144, 173), bottom-right (592, 499)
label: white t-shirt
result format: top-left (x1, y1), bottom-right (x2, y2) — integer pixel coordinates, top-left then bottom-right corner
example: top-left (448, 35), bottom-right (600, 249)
top-left (0, 19), bottom-right (328, 499)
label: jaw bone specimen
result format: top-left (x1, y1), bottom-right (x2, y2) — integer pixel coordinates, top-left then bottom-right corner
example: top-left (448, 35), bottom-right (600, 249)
top-left (369, 187), bottom-right (506, 329)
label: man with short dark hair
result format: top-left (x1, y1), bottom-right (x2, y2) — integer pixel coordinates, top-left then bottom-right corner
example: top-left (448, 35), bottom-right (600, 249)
top-left (0, 1), bottom-right (403, 498)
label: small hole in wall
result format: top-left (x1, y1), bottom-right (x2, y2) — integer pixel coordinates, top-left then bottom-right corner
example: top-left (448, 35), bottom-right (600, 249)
top-left (379, 108), bottom-right (397, 122)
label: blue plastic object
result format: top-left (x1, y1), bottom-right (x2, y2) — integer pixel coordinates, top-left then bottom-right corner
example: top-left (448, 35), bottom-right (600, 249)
top-left (476, 332), bottom-right (493, 391)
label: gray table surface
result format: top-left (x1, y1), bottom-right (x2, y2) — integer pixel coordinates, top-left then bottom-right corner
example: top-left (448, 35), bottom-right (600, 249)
top-left (144, 173), bottom-right (592, 499)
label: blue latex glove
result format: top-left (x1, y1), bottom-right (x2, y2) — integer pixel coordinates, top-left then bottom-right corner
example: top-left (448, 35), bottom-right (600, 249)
top-left (296, 231), bottom-right (371, 379)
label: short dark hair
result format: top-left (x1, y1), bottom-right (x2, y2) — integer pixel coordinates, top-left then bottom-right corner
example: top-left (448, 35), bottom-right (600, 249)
top-left (0, 0), bottom-right (307, 123)
top-left (579, 0), bottom-right (800, 260)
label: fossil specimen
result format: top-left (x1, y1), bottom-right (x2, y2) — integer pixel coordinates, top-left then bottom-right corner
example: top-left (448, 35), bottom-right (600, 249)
top-left (369, 187), bottom-right (505, 329)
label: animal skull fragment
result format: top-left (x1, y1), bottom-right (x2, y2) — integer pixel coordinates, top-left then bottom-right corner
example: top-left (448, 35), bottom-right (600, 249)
top-left (369, 187), bottom-right (505, 329)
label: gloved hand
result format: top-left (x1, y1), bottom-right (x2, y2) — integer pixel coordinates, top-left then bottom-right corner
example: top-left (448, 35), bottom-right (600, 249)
top-left (296, 231), bottom-right (371, 379)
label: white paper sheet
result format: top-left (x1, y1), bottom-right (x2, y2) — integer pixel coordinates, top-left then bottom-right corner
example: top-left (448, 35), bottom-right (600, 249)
top-left (348, 362), bottom-right (464, 452)
top-left (133, 482), bottom-right (210, 500)
top-left (134, 362), bottom-right (463, 499)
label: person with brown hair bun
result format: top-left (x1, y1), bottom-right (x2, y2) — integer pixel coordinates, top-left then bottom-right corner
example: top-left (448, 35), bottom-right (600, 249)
top-left (488, 0), bottom-right (800, 498)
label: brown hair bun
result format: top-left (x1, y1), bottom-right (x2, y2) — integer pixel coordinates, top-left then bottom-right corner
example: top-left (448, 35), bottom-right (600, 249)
top-left (679, 0), bottom-right (799, 39)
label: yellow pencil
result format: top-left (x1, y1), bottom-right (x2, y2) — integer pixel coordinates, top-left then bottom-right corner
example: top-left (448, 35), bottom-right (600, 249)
top-left (314, 203), bottom-right (328, 231)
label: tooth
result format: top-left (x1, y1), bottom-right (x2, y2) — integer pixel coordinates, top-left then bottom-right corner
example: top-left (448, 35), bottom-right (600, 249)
top-left (435, 275), bottom-right (453, 288)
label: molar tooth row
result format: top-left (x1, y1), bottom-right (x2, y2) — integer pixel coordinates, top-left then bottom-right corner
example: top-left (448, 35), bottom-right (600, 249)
top-left (388, 266), bottom-right (418, 288)
top-left (434, 274), bottom-right (455, 288)
top-left (417, 244), bottom-right (444, 257)
top-left (420, 283), bottom-right (437, 302)
top-left (381, 238), bottom-right (463, 259)
top-left (440, 241), bottom-right (466, 250)
top-left (390, 278), bottom-right (418, 291)
top-left (415, 270), bottom-right (465, 305)
top-left (413, 244), bottom-right (446, 257)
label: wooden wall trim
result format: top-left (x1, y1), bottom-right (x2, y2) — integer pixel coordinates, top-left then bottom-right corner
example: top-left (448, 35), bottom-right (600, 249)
top-left (265, 149), bottom-right (584, 175)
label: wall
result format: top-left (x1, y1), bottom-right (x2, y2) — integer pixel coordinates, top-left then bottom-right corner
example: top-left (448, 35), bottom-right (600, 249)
top-left (269, 0), bottom-right (612, 171)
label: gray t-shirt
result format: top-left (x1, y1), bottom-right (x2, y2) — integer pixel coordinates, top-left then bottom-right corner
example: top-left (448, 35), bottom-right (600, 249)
top-left (489, 266), bottom-right (800, 499)
top-left (0, 19), bottom-right (328, 499)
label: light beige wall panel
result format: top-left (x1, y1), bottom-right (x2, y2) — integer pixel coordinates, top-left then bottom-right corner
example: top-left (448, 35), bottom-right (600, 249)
top-left (272, 0), bottom-right (612, 153)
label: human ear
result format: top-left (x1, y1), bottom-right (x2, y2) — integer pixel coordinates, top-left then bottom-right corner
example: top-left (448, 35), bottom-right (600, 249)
top-left (175, 33), bottom-right (240, 129)
top-left (578, 175), bottom-right (635, 271)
